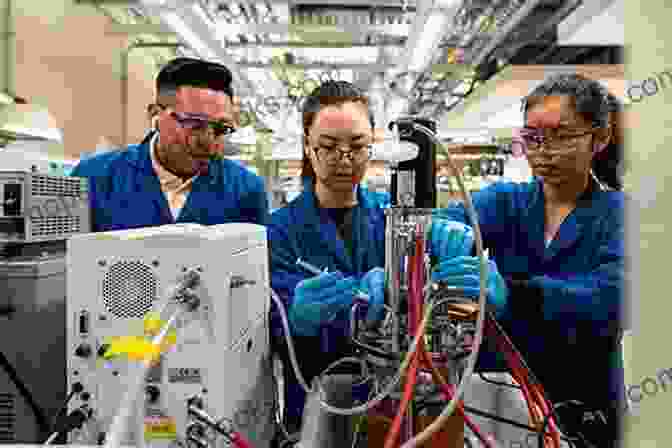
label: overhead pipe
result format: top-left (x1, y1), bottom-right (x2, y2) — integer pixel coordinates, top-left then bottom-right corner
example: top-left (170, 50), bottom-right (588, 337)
top-left (507, 0), bottom-right (584, 63)
top-left (470, 0), bottom-right (544, 68)
top-left (121, 41), bottom-right (182, 145)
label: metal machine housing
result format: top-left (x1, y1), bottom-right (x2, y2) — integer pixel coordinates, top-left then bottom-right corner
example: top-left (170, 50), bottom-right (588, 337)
top-left (66, 223), bottom-right (274, 448)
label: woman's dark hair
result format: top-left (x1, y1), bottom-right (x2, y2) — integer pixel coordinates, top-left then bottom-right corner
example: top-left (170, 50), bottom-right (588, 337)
top-left (521, 73), bottom-right (626, 190)
top-left (300, 81), bottom-right (375, 179)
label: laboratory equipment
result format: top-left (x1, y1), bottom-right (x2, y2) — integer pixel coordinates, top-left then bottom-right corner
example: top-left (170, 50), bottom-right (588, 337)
top-left (0, 171), bottom-right (90, 444)
top-left (278, 119), bottom-right (573, 448)
top-left (387, 118), bottom-right (438, 208)
top-left (0, 171), bottom-right (89, 243)
top-left (65, 223), bottom-right (274, 448)
top-left (0, 253), bottom-right (68, 443)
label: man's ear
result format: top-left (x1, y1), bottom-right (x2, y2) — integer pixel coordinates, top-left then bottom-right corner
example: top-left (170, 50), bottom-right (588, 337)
top-left (147, 104), bottom-right (162, 124)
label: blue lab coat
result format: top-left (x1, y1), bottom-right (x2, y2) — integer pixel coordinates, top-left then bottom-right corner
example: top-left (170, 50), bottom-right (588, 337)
top-left (70, 131), bottom-right (268, 231)
top-left (268, 178), bottom-right (386, 424)
top-left (436, 177), bottom-right (627, 429)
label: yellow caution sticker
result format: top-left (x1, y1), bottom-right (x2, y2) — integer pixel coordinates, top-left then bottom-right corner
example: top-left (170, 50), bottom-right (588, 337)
top-left (144, 416), bottom-right (177, 440)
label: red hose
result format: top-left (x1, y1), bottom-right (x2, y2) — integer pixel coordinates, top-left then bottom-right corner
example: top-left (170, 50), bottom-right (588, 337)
top-left (384, 240), bottom-right (424, 448)
top-left (230, 432), bottom-right (251, 448)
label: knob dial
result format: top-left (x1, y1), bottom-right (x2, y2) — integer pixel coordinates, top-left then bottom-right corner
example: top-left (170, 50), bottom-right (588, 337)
top-left (145, 385), bottom-right (160, 403)
top-left (74, 344), bottom-right (92, 358)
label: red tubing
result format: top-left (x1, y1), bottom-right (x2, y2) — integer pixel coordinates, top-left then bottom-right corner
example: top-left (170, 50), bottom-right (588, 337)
top-left (230, 432), bottom-right (252, 448)
top-left (384, 238), bottom-right (424, 448)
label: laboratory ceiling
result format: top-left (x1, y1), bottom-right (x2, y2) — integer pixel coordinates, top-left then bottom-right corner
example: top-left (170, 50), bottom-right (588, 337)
top-left (93, 0), bottom-right (622, 142)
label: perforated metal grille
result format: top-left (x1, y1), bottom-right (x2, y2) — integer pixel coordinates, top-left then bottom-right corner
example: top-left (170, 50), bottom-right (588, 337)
top-left (0, 393), bottom-right (15, 442)
top-left (30, 174), bottom-right (87, 197)
top-left (102, 261), bottom-right (158, 318)
top-left (31, 216), bottom-right (81, 237)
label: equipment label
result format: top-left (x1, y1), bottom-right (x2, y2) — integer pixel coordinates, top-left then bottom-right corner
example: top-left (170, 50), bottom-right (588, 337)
top-left (167, 367), bottom-right (202, 383)
top-left (144, 416), bottom-right (176, 440)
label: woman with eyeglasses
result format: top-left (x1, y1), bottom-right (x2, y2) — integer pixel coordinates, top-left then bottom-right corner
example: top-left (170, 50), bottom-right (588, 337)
top-left (434, 74), bottom-right (627, 447)
top-left (267, 81), bottom-right (485, 447)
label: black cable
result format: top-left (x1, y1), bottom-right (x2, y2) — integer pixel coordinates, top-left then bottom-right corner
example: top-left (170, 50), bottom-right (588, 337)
top-left (415, 400), bottom-right (577, 446)
top-left (0, 349), bottom-right (50, 437)
top-left (538, 401), bottom-right (596, 448)
top-left (478, 372), bottom-right (521, 390)
top-left (48, 382), bottom-right (84, 436)
top-left (45, 408), bottom-right (91, 443)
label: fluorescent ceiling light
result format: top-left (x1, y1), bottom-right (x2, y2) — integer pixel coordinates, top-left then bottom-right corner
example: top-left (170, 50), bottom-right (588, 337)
top-left (0, 104), bottom-right (63, 142)
top-left (408, 14), bottom-right (448, 72)
top-left (161, 11), bottom-right (218, 61)
top-left (407, 0), bottom-right (461, 72)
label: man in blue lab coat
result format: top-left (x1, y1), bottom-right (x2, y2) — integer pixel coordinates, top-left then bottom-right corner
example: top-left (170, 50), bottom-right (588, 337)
top-left (70, 57), bottom-right (268, 231)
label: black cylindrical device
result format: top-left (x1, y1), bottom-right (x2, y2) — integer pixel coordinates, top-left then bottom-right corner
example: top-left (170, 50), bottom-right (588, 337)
top-left (388, 117), bottom-right (437, 208)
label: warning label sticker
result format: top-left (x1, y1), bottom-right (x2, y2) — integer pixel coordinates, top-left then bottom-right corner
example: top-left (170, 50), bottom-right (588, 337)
top-left (167, 367), bottom-right (202, 383)
top-left (144, 416), bottom-right (176, 440)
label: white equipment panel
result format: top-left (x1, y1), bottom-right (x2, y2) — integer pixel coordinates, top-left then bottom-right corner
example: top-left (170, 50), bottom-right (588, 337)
top-left (66, 223), bottom-right (274, 448)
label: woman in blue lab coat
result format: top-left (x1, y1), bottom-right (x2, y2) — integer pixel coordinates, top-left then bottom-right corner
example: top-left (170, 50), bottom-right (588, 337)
top-left (269, 75), bottom-right (626, 447)
top-left (267, 81), bottom-right (386, 442)
top-left (268, 81), bottom-right (481, 446)
top-left (435, 75), bottom-right (627, 447)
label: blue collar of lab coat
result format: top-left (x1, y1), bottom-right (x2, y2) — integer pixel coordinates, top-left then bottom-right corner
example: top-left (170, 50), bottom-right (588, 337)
top-left (524, 176), bottom-right (621, 260)
top-left (295, 177), bottom-right (379, 274)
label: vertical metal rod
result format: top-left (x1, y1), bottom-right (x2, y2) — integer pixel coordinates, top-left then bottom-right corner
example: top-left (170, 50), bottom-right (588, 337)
top-left (385, 209), bottom-right (400, 354)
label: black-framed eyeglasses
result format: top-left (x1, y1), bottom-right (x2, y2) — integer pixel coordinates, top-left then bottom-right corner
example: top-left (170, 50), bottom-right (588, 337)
top-left (519, 126), bottom-right (600, 154)
top-left (313, 143), bottom-right (373, 165)
top-left (156, 104), bottom-right (235, 137)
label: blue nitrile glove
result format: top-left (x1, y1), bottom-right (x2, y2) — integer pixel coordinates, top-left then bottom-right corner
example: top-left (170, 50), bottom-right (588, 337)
top-left (429, 219), bottom-right (475, 262)
top-left (431, 256), bottom-right (508, 318)
top-left (289, 271), bottom-right (359, 337)
top-left (359, 267), bottom-right (386, 324)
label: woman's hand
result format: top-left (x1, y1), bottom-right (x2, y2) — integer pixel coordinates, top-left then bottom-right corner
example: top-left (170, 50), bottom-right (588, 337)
top-left (429, 219), bottom-right (475, 261)
top-left (289, 271), bottom-right (358, 337)
top-left (359, 267), bottom-right (386, 324)
top-left (431, 256), bottom-right (509, 318)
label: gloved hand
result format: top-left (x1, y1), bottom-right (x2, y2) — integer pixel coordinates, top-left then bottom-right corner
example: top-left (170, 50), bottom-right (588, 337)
top-left (358, 267), bottom-right (386, 324)
top-left (289, 271), bottom-right (358, 337)
top-left (431, 256), bottom-right (509, 318)
top-left (429, 219), bottom-right (475, 262)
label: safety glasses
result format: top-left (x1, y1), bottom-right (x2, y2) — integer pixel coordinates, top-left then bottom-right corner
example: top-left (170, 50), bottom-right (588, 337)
top-left (314, 144), bottom-right (373, 166)
top-left (170, 112), bottom-right (235, 137)
top-left (517, 126), bottom-right (600, 155)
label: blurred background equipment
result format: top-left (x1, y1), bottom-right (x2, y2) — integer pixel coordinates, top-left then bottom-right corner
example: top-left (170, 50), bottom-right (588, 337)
top-left (0, 171), bottom-right (90, 443)
top-left (0, 172), bottom-right (89, 244)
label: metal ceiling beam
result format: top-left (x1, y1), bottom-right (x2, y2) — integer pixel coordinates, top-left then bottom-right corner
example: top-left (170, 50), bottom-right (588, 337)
top-left (105, 21), bottom-right (411, 37)
top-left (217, 22), bottom-right (410, 36)
top-left (557, 0), bottom-right (617, 43)
top-left (290, 0), bottom-right (418, 6)
top-left (225, 42), bottom-right (403, 48)
top-left (105, 23), bottom-right (176, 35)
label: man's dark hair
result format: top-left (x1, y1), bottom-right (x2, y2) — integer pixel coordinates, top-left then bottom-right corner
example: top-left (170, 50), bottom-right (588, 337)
top-left (521, 73), bottom-right (626, 190)
top-left (300, 80), bottom-right (375, 179)
top-left (156, 57), bottom-right (234, 99)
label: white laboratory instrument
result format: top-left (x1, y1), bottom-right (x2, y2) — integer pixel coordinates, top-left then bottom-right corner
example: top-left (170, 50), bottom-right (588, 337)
top-left (65, 223), bottom-right (274, 448)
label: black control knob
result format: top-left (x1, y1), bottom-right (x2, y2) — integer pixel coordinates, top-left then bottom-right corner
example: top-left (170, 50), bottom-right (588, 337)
top-left (74, 344), bottom-right (92, 358)
top-left (97, 344), bottom-right (110, 358)
top-left (145, 385), bottom-right (160, 403)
